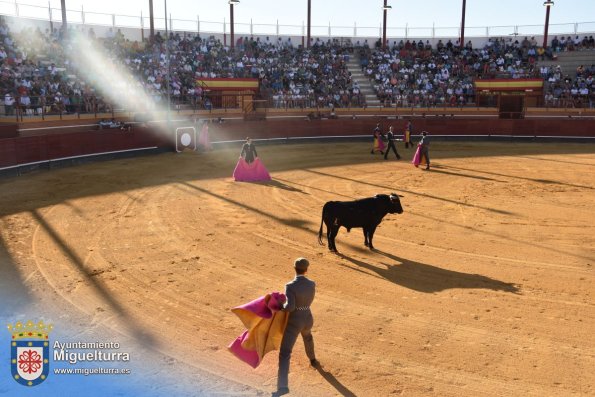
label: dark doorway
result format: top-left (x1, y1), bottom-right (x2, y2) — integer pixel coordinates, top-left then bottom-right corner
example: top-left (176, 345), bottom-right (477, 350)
top-left (499, 95), bottom-right (524, 119)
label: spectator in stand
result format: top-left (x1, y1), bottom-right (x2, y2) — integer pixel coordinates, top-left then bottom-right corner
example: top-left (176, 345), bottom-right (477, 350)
top-left (19, 92), bottom-right (31, 114)
top-left (4, 92), bottom-right (14, 115)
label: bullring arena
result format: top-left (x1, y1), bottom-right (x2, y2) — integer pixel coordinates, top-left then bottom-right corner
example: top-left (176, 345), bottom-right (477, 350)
top-left (2, 130), bottom-right (594, 396)
top-left (1, 3), bottom-right (595, 396)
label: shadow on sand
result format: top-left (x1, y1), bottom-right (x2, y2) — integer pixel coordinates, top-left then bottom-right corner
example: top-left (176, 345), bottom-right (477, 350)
top-left (30, 209), bottom-right (157, 346)
top-left (3, 142), bottom-right (592, 220)
top-left (429, 165), bottom-right (506, 182)
top-left (256, 179), bottom-right (308, 193)
top-left (438, 163), bottom-right (594, 190)
top-left (337, 250), bottom-right (519, 294)
top-left (274, 176), bottom-right (356, 199)
top-left (314, 364), bottom-right (357, 397)
top-left (304, 169), bottom-right (514, 216)
top-left (179, 181), bottom-right (313, 231)
top-left (0, 234), bottom-right (32, 318)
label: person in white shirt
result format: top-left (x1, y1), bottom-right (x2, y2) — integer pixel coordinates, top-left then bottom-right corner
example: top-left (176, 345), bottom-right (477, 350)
top-left (20, 95), bottom-right (31, 107)
top-left (4, 93), bottom-right (15, 115)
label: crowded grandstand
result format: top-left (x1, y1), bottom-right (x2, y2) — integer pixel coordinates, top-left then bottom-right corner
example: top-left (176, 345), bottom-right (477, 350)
top-left (1, 15), bottom-right (593, 120)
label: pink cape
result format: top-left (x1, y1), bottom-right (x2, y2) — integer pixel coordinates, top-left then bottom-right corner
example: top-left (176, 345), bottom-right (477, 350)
top-left (233, 157), bottom-right (271, 182)
top-left (228, 293), bottom-right (288, 368)
top-left (372, 136), bottom-right (386, 153)
top-left (412, 144), bottom-right (427, 167)
top-left (197, 124), bottom-right (211, 150)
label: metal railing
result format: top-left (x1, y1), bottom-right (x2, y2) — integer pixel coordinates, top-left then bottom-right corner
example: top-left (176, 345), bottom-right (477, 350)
top-left (1, 1), bottom-right (594, 39)
top-left (2, 93), bottom-right (249, 122)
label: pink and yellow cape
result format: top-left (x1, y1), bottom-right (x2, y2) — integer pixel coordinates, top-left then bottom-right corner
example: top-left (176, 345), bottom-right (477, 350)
top-left (228, 292), bottom-right (288, 368)
top-left (372, 135), bottom-right (386, 153)
top-left (412, 144), bottom-right (427, 167)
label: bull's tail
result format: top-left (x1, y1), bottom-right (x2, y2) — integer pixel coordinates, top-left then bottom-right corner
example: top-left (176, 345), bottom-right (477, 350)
top-left (318, 204), bottom-right (326, 246)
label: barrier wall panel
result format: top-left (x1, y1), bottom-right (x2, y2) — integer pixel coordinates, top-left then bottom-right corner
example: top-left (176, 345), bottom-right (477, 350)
top-left (117, 129), bottom-right (169, 149)
top-left (46, 133), bottom-right (85, 159)
top-left (0, 123), bottom-right (18, 139)
top-left (15, 136), bottom-right (48, 165)
top-left (145, 129), bottom-right (173, 147)
top-left (89, 131), bottom-right (120, 153)
top-left (219, 118), bottom-right (595, 139)
top-left (510, 120), bottom-right (592, 136)
top-left (0, 138), bottom-right (17, 167)
top-left (209, 119), bottom-right (384, 141)
top-left (2, 118), bottom-right (595, 172)
top-left (81, 133), bottom-right (106, 156)
top-left (42, 130), bottom-right (170, 163)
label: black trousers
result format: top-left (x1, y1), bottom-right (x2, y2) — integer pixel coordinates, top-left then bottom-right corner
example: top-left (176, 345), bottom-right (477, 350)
top-left (421, 147), bottom-right (430, 168)
top-left (384, 141), bottom-right (401, 159)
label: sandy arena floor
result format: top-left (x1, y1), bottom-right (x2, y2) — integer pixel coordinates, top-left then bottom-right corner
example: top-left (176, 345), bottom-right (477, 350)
top-left (1, 141), bottom-right (594, 396)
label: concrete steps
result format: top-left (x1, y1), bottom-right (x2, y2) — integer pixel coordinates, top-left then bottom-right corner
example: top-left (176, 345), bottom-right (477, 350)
top-left (346, 58), bottom-right (382, 107)
top-left (538, 50), bottom-right (595, 76)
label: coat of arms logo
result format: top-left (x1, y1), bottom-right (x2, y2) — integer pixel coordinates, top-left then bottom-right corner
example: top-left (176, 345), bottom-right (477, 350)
top-left (7, 320), bottom-right (53, 386)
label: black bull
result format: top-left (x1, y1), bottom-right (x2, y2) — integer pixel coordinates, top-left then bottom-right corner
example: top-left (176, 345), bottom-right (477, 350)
top-left (318, 194), bottom-right (404, 252)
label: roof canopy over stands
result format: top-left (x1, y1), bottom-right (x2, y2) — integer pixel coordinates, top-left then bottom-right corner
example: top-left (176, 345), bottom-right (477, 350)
top-left (196, 78), bottom-right (259, 91)
top-left (474, 79), bottom-right (544, 92)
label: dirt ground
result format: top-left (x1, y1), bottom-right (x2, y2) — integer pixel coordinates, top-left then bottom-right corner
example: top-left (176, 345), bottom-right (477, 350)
top-left (1, 141), bottom-right (594, 396)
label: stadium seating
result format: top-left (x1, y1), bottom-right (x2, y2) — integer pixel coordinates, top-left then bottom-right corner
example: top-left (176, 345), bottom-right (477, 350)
top-left (0, 15), bottom-right (593, 120)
